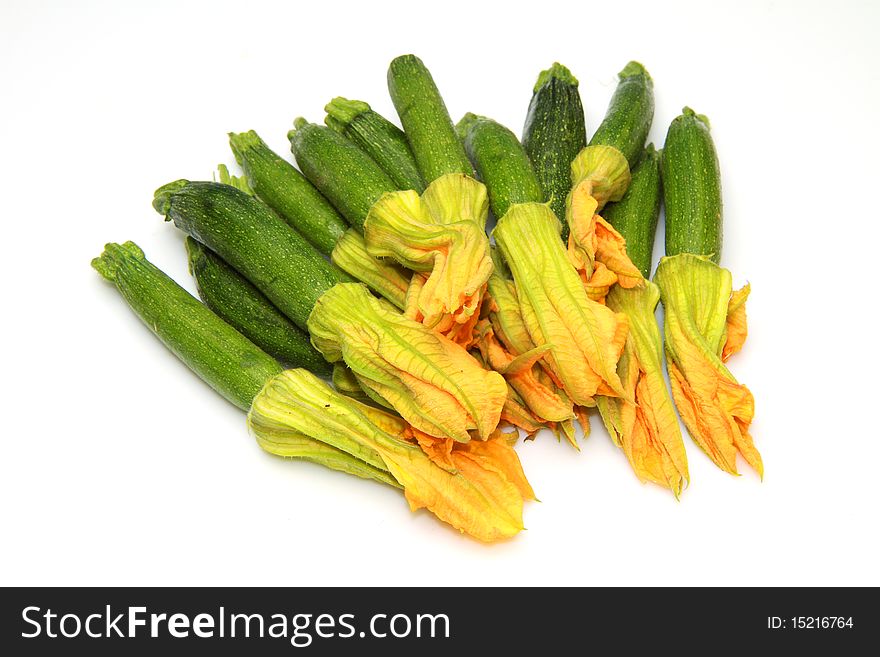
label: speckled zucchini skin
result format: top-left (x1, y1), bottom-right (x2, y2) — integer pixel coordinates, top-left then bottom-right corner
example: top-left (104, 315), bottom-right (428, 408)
top-left (457, 113), bottom-right (543, 219)
top-left (288, 119), bottom-right (398, 230)
top-left (92, 241), bottom-right (282, 411)
top-left (185, 237), bottom-right (330, 374)
top-left (521, 62), bottom-right (587, 228)
top-left (229, 130), bottom-right (347, 256)
top-left (589, 61), bottom-right (655, 168)
top-left (603, 145), bottom-right (662, 277)
top-left (325, 98), bottom-right (425, 193)
top-left (661, 107), bottom-right (723, 262)
top-left (153, 180), bottom-right (338, 331)
top-left (387, 54), bottom-right (474, 182)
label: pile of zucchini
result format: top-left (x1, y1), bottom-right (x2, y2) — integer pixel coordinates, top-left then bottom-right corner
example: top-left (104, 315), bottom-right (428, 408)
top-left (94, 54), bottom-right (759, 541)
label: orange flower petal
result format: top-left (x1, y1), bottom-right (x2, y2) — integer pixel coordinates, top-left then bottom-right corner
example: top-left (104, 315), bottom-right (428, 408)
top-left (308, 283), bottom-right (507, 442)
top-left (249, 369), bottom-right (531, 542)
top-left (598, 283), bottom-right (689, 496)
top-left (364, 174), bottom-right (492, 344)
top-left (569, 144), bottom-right (631, 209)
top-left (493, 203), bottom-right (630, 406)
top-left (406, 272), bottom-right (484, 348)
top-left (723, 283), bottom-right (751, 361)
top-left (566, 180), bottom-right (644, 303)
top-left (655, 255), bottom-right (762, 477)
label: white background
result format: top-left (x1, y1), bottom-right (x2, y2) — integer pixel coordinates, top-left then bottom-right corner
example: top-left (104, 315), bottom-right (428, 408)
top-left (2, 0), bottom-right (878, 587)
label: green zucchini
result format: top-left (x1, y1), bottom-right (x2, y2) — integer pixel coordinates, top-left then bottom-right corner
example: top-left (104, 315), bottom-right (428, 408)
top-left (153, 180), bottom-right (338, 331)
top-left (602, 145), bottom-right (662, 278)
top-left (92, 241), bottom-right (282, 411)
top-left (185, 237), bottom-right (330, 375)
top-left (456, 113), bottom-right (543, 219)
top-left (387, 54), bottom-right (473, 182)
top-left (288, 118), bottom-right (398, 230)
top-left (589, 61), bottom-right (655, 168)
top-left (93, 241), bottom-right (398, 486)
top-left (324, 97), bottom-right (425, 193)
top-left (228, 130), bottom-right (347, 256)
top-left (521, 62), bottom-right (587, 228)
top-left (661, 107), bottom-right (722, 262)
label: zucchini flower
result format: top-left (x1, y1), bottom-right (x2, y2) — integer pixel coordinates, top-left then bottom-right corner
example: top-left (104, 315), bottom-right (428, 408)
top-left (654, 254), bottom-right (761, 477)
top-left (330, 228), bottom-right (409, 310)
top-left (307, 282), bottom-right (507, 443)
top-left (597, 283), bottom-right (690, 496)
top-left (248, 369), bottom-right (533, 542)
top-left (363, 173), bottom-right (492, 345)
top-left (476, 264), bottom-right (586, 438)
top-left (493, 202), bottom-right (629, 407)
top-left (331, 363), bottom-right (374, 406)
top-left (471, 338), bottom-right (585, 447)
top-left (255, 419), bottom-right (401, 490)
top-left (405, 271), bottom-right (481, 347)
top-left (566, 183), bottom-right (644, 302)
top-left (570, 144), bottom-right (631, 211)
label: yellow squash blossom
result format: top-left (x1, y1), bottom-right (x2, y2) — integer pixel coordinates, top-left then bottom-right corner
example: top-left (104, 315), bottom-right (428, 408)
top-left (498, 389), bottom-right (549, 437)
top-left (598, 283), bottom-right (690, 496)
top-left (248, 369), bottom-right (532, 542)
top-left (493, 202), bottom-right (629, 407)
top-left (405, 271), bottom-right (482, 347)
top-left (379, 413), bottom-right (533, 504)
top-left (567, 181), bottom-right (643, 302)
top-left (479, 271), bottom-right (575, 424)
top-left (654, 254), bottom-right (762, 477)
top-left (330, 229), bottom-right (410, 310)
top-left (308, 282), bottom-right (507, 443)
top-left (569, 143), bottom-right (631, 210)
top-left (564, 182), bottom-right (688, 492)
top-left (475, 322), bottom-right (572, 424)
top-left (363, 174), bottom-right (492, 344)
top-left (474, 255), bottom-right (589, 446)
top-left (254, 419), bottom-right (401, 489)
top-left (331, 363), bottom-right (375, 405)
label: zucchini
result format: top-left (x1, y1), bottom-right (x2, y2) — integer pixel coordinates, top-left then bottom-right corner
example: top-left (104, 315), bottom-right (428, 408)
top-left (92, 241), bottom-right (282, 411)
top-left (589, 61), bottom-right (655, 168)
top-left (93, 242), bottom-right (398, 485)
top-left (602, 145), bottom-right (662, 278)
top-left (228, 130), bottom-right (347, 256)
top-left (661, 107), bottom-right (722, 262)
top-left (185, 237), bottom-right (331, 375)
top-left (324, 97), bottom-right (425, 193)
top-left (521, 62), bottom-right (586, 227)
top-left (288, 118), bottom-right (398, 230)
top-left (456, 113), bottom-right (543, 219)
top-left (387, 54), bottom-right (473, 182)
top-left (153, 180), bottom-right (338, 331)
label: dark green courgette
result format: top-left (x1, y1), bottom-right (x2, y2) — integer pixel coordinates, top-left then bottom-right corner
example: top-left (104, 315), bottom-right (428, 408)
top-left (228, 130), bottom-right (347, 256)
top-left (92, 241), bottom-right (282, 411)
top-left (185, 237), bottom-right (330, 375)
top-left (456, 113), bottom-right (543, 219)
top-left (324, 97), bottom-right (425, 193)
top-left (521, 62), bottom-right (586, 228)
top-left (602, 145), bottom-right (662, 278)
top-left (153, 180), bottom-right (338, 331)
top-left (589, 61), bottom-right (655, 168)
top-left (288, 118), bottom-right (398, 230)
top-left (387, 54), bottom-right (474, 182)
top-left (661, 107), bottom-right (722, 262)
